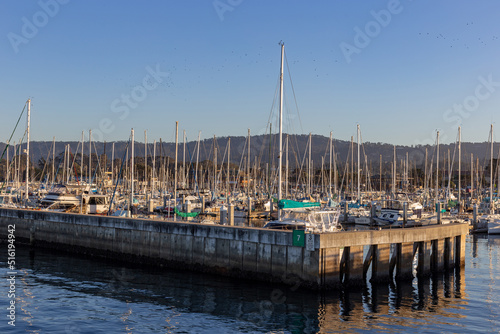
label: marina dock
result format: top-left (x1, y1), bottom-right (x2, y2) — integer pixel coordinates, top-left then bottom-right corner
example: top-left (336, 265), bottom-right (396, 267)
top-left (0, 207), bottom-right (469, 289)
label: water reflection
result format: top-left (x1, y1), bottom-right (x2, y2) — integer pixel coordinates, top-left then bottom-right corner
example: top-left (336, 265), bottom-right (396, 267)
top-left (1, 245), bottom-right (476, 333)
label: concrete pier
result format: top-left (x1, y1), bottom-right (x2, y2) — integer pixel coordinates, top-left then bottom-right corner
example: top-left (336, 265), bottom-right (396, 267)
top-left (0, 208), bottom-right (468, 289)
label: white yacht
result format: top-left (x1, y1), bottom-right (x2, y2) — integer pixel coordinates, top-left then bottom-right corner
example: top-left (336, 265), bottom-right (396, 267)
top-left (264, 206), bottom-right (341, 233)
top-left (39, 184), bottom-right (81, 210)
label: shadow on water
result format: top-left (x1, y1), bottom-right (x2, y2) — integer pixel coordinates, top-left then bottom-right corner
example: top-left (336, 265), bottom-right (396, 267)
top-left (3, 243), bottom-right (473, 333)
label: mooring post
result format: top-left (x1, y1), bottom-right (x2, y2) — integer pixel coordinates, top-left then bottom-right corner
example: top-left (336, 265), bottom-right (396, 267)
top-left (228, 204), bottom-right (235, 226)
top-left (220, 206), bottom-right (227, 225)
top-left (370, 202), bottom-right (376, 225)
top-left (344, 202), bottom-right (348, 223)
top-left (247, 197), bottom-right (252, 215)
top-left (186, 202), bottom-right (193, 221)
top-left (473, 204), bottom-right (477, 230)
top-left (437, 202), bottom-right (442, 224)
top-left (167, 194), bottom-right (171, 219)
top-left (403, 202), bottom-right (407, 228)
top-left (201, 196), bottom-right (205, 214)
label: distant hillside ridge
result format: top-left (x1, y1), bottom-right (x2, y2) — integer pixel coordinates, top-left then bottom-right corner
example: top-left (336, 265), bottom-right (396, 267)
top-left (0, 134), bottom-right (496, 169)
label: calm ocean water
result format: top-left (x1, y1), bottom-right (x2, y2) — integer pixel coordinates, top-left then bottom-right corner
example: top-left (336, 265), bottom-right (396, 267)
top-left (0, 233), bottom-right (499, 333)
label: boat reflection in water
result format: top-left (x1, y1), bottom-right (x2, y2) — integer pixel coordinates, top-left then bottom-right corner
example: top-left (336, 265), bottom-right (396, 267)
top-left (5, 241), bottom-right (481, 334)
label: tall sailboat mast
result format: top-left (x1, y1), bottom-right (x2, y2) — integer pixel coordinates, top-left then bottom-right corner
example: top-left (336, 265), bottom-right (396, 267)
top-left (130, 128), bottom-right (134, 216)
top-left (278, 42), bottom-right (284, 219)
top-left (329, 131), bottom-right (332, 198)
top-left (490, 124), bottom-right (494, 212)
top-left (357, 124), bottom-right (360, 201)
top-left (145, 130), bottom-right (148, 191)
top-left (174, 121), bottom-right (179, 220)
top-left (80, 132), bottom-right (84, 185)
top-left (89, 129), bottom-right (92, 185)
top-left (392, 145), bottom-right (396, 198)
top-left (436, 131), bottom-right (439, 203)
top-left (25, 98), bottom-right (31, 202)
top-left (458, 126), bottom-right (461, 211)
top-left (285, 135), bottom-right (289, 198)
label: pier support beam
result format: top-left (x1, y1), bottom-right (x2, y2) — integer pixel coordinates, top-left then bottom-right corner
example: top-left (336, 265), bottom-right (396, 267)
top-left (228, 204), bottom-right (234, 226)
top-left (391, 242), bottom-right (414, 280)
top-left (444, 237), bottom-right (454, 269)
top-left (416, 241), bottom-right (431, 278)
top-left (321, 248), bottom-right (341, 288)
top-left (341, 246), bottom-right (363, 286)
top-left (455, 234), bottom-right (466, 267)
top-left (431, 239), bottom-right (445, 273)
top-left (372, 244), bottom-right (391, 282)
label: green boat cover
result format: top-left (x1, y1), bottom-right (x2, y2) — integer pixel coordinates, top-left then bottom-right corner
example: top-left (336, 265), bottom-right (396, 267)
top-left (174, 207), bottom-right (200, 218)
top-left (278, 199), bottom-right (320, 209)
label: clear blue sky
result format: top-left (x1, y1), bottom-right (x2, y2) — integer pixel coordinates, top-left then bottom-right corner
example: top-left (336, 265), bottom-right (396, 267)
top-left (1, 0), bottom-right (499, 146)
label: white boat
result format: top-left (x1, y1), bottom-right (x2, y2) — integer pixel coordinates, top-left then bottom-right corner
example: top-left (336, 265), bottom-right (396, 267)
top-left (372, 208), bottom-right (421, 227)
top-left (264, 208), bottom-right (342, 233)
top-left (39, 184), bottom-right (81, 210)
top-left (354, 215), bottom-right (371, 225)
top-left (177, 195), bottom-right (203, 211)
top-left (478, 214), bottom-right (500, 235)
top-left (82, 194), bottom-right (110, 214)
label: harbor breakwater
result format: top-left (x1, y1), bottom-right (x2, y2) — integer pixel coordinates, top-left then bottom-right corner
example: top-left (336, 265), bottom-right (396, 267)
top-left (0, 208), bottom-right (469, 289)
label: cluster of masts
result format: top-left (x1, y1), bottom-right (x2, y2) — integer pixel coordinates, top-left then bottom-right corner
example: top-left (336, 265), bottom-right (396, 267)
top-left (1, 105), bottom-right (499, 220)
top-left (1, 44), bottom-right (499, 223)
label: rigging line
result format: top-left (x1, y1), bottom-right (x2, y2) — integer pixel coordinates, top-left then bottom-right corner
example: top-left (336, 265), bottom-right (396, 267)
top-left (478, 128), bottom-right (493, 187)
top-left (90, 141), bottom-right (102, 187)
top-left (265, 75), bottom-right (280, 135)
top-left (0, 102), bottom-right (27, 163)
top-left (424, 136), bottom-right (438, 190)
top-left (446, 131), bottom-right (459, 199)
top-left (69, 141), bottom-right (81, 176)
top-left (183, 135), bottom-right (202, 198)
top-left (68, 149), bottom-right (81, 185)
top-left (215, 139), bottom-right (229, 188)
top-left (36, 142), bottom-right (55, 185)
top-left (233, 135), bottom-right (248, 193)
top-left (358, 132), bottom-right (372, 192)
top-left (293, 135), bottom-right (310, 195)
top-left (108, 138), bottom-right (131, 214)
top-left (495, 144), bottom-right (500, 191)
top-left (284, 50), bottom-right (303, 133)
top-left (7, 129), bottom-right (30, 190)
top-left (283, 91), bottom-right (297, 137)
top-left (339, 138), bottom-right (353, 196)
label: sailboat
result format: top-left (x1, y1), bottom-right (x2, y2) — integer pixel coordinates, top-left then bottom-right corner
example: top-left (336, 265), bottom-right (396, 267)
top-left (262, 43), bottom-right (341, 233)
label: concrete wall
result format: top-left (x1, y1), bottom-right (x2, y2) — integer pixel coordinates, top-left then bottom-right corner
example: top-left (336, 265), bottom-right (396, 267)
top-left (0, 208), bottom-right (469, 289)
top-left (0, 208), bottom-right (320, 287)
